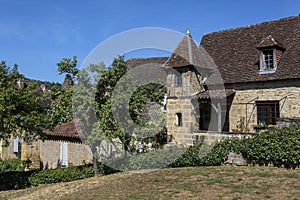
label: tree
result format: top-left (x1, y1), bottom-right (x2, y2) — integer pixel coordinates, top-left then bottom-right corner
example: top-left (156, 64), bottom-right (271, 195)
top-left (53, 56), bottom-right (166, 175)
top-left (47, 87), bottom-right (73, 127)
top-left (47, 56), bottom-right (80, 127)
top-left (0, 61), bottom-right (47, 143)
top-left (57, 56), bottom-right (79, 78)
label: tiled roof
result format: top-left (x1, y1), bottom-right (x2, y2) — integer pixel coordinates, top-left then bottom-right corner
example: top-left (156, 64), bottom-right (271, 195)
top-left (257, 35), bottom-right (282, 49)
top-left (200, 15), bottom-right (300, 84)
top-left (126, 57), bottom-right (169, 82)
top-left (163, 32), bottom-right (215, 75)
top-left (196, 89), bottom-right (235, 100)
top-left (44, 120), bottom-right (80, 139)
top-left (126, 57), bottom-right (168, 70)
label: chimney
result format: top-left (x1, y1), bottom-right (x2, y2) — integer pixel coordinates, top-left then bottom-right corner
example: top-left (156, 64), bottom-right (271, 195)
top-left (186, 28), bottom-right (191, 37)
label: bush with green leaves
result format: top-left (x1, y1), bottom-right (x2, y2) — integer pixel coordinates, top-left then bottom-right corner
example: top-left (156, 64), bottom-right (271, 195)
top-left (29, 165), bottom-right (94, 186)
top-left (29, 162), bottom-right (117, 186)
top-left (0, 158), bottom-right (26, 173)
top-left (198, 123), bottom-right (300, 169)
top-left (235, 124), bottom-right (300, 168)
top-left (0, 171), bottom-right (36, 190)
top-left (111, 147), bottom-right (185, 171)
top-left (170, 144), bottom-right (203, 168)
top-left (0, 162), bottom-right (117, 190)
top-left (199, 140), bottom-right (238, 166)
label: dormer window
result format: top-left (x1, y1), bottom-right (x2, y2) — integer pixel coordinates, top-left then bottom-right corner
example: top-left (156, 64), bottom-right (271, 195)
top-left (257, 35), bottom-right (285, 74)
top-left (260, 49), bottom-right (276, 71)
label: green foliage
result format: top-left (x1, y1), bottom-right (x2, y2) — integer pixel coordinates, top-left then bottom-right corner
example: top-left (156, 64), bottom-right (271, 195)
top-left (170, 145), bottom-right (203, 167)
top-left (57, 56), bottom-right (79, 79)
top-left (0, 61), bottom-right (47, 142)
top-left (0, 158), bottom-right (26, 173)
top-left (0, 171), bottom-right (35, 190)
top-left (113, 147), bottom-right (185, 171)
top-left (118, 123), bottom-right (300, 169)
top-left (47, 87), bottom-right (74, 126)
top-left (200, 140), bottom-right (238, 166)
top-left (0, 163), bottom-right (117, 190)
top-left (197, 123), bottom-right (300, 168)
top-left (29, 165), bottom-right (94, 186)
top-left (52, 55), bottom-right (166, 175)
top-left (235, 124), bottom-right (300, 168)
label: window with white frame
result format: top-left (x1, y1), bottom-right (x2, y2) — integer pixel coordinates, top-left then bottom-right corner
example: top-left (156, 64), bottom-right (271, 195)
top-left (260, 49), bottom-right (276, 71)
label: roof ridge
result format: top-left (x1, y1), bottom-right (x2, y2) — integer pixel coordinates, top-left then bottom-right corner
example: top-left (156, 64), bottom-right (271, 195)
top-left (126, 57), bottom-right (169, 61)
top-left (202, 15), bottom-right (299, 37)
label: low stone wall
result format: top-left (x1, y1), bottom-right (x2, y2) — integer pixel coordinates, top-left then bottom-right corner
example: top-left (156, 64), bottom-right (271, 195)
top-left (193, 131), bottom-right (254, 146)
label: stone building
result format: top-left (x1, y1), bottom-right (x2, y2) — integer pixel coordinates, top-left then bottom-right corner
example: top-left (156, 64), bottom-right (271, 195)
top-left (0, 121), bottom-right (92, 170)
top-left (0, 120), bottom-right (122, 170)
top-left (128, 15), bottom-right (300, 146)
top-left (1, 15), bottom-right (299, 165)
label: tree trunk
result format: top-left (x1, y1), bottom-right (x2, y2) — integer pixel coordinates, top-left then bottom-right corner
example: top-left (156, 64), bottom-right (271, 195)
top-left (92, 145), bottom-right (99, 176)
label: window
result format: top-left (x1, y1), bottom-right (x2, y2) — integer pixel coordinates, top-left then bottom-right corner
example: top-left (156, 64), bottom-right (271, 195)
top-left (256, 101), bottom-right (279, 125)
top-left (161, 95), bottom-right (167, 113)
top-left (176, 113), bottom-right (182, 127)
top-left (260, 49), bottom-right (276, 71)
top-left (13, 136), bottom-right (20, 153)
top-left (60, 142), bottom-right (68, 166)
top-left (175, 70), bottom-right (183, 87)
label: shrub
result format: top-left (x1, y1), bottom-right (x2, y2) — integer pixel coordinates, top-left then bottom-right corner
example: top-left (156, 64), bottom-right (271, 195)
top-left (236, 124), bottom-right (300, 168)
top-left (29, 164), bottom-right (94, 186)
top-left (168, 123), bottom-right (300, 169)
top-left (29, 162), bottom-right (118, 186)
top-left (0, 171), bottom-right (35, 190)
top-left (170, 144), bottom-right (203, 167)
top-left (197, 123), bottom-right (300, 169)
top-left (114, 147), bottom-right (185, 171)
top-left (0, 162), bottom-right (118, 190)
top-left (200, 139), bottom-right (238, 166)
top-left (0, 158), bottom-right (26, 173)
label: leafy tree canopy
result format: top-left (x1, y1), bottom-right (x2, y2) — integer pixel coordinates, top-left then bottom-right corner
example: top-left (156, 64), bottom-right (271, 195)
top-left (0, 61), bottom-right (48, 143)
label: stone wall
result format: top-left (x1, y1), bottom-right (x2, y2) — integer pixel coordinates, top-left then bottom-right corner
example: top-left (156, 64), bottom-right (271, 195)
top-left (166, 67), bottom-right (204, 145)
top-left (167, 68), bottom-right (203, 98)
top-left (193, 131), bottom-right (253, 146)
top-left (21, 141), bottom-right (41, 170)
top-left (0, 139), bottom-right (20, 159)
top-left (40, 140), bottom-right (92, 169)
top-left (228, 80), bottom-right (300, 132)
top-left (0, 138), bottom-right (118, 170)
top-left (166, 98), bottom-right (195, 145)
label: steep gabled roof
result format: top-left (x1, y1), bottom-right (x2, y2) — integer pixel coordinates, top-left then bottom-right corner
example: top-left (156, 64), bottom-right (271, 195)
top-left (164, 29), bottom-right (215, 73)
top-left (257, 35), bottom-right (282, 49)
top-left (200, 15), bottom-right (300, 84)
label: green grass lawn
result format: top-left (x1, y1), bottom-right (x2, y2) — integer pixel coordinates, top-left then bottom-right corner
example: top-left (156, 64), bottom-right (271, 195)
top-left (1, 166), bottom-right (300, 200)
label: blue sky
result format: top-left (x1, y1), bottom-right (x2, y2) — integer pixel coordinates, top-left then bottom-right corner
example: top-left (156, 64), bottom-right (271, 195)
top-left (0, 0), bottom-right (299, 83)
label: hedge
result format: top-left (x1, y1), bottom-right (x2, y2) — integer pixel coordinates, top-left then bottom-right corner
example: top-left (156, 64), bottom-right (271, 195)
top-left (0, 162), bottom-right (117, 190)
top-left (2, 123), bottom-right (300, 190)
top-left (0, 158), bottom-right (26, 173)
